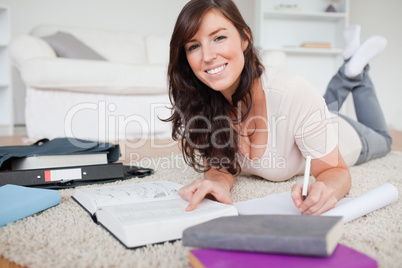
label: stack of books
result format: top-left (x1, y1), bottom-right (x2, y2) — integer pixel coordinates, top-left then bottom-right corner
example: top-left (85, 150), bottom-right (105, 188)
top-left (0, 138), bottom-right (124, 188)
top-left (0, 153), bottom-right (125, 188)
top-left (300, 42), bottom-right (332, 49)
top-left (182, 215), bottom-right (378, 267)
top-left (0, 138), bottom-right (123, 227)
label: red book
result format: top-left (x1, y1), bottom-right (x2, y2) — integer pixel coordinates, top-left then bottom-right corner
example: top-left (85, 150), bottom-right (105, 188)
top-left (189, 244), bottom-right (377, 268)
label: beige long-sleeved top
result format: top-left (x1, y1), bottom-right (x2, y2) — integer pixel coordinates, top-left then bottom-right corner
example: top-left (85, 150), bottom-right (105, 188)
top-left (239, 67), bottom-right (362, 181)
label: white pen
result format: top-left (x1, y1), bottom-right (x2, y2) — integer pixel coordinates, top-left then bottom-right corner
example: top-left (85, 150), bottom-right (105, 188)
top-left (302, 155), bottom-right (312, 201)
top-left (301, 155), bottom-right (311, 215)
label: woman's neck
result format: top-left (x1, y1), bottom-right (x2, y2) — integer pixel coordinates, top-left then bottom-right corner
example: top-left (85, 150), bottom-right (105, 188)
top-left (231, 76), bottom-right (264, 123)
top-left (246, 77), bottom-right (264, 116)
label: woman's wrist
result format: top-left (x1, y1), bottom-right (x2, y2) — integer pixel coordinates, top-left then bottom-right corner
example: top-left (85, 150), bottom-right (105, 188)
top-left (204, 171), bottom-right (235, 191)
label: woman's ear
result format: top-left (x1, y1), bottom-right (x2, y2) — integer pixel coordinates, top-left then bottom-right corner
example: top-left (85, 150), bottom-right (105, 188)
top-left (242, 28), bottom-right (251, 51)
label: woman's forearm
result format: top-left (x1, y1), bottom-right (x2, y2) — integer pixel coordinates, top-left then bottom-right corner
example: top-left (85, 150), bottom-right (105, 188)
top-left (315, 167), bottom-right (351, 200)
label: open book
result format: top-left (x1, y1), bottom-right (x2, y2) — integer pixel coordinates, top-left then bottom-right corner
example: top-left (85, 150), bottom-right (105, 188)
top-left (72, 181), bottom-right (238, 248)
top-left (234, 183), bottom-right (398, 223)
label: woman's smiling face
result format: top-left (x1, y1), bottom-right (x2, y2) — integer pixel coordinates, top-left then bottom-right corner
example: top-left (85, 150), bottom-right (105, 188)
top-left (184, 9), bottom-right (248, 101)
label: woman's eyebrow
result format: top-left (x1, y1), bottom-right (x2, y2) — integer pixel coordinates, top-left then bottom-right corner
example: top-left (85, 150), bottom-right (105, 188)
top-left (187, 28), bottom-right (228, 43)
top-left (208, 27), bottom-right (227, 37)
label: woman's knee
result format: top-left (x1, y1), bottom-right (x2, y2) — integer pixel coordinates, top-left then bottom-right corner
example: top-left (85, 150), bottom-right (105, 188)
top-left (385, 134), bottom-right (392, 154)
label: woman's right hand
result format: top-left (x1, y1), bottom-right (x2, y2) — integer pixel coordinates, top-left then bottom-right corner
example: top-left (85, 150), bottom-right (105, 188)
top-left (178, 170), bottom-right (234, 211)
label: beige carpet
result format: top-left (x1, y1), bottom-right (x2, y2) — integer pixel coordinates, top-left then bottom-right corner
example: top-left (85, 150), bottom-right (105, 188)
top-left (0, 151), bottom-right (401, 268)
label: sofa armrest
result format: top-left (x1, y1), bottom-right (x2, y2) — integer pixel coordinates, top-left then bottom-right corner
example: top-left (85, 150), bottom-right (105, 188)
top-left (9, 35), bottom-right (56, 70)
top-left (20, 58), bottom-right (168, 95)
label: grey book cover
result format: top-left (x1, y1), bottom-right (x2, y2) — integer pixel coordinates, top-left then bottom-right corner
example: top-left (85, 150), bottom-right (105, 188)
top-left (182, 214), bottom-right (343, 256)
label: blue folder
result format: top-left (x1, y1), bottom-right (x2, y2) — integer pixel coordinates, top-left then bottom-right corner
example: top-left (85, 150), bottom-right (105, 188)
top-left (0, 184), bottom-right (61, 227)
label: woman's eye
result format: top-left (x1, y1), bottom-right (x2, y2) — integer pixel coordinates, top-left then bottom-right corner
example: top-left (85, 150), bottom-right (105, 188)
top-left (188, 44), bottom-right (199, 51)
top-left (215, 36), bottom-right (227, 42)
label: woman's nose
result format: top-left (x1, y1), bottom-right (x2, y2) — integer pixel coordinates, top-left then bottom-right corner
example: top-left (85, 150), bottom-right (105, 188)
top-left (202, 45), bottom-right (217, 63)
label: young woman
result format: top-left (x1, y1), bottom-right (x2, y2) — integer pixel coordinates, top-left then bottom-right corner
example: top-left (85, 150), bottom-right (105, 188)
top-left (166, 0), bottom-right (392, 215)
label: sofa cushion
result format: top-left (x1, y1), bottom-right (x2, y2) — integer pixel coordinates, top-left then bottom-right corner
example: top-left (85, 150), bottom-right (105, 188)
top-left (41, 31), bottom-right (106, 60)
top-left (31, 25), bottom-right (147, 64)
top-left (9, 35), bottom-right (57, 69)
top-left (21, 58), bottom-right (168, 95)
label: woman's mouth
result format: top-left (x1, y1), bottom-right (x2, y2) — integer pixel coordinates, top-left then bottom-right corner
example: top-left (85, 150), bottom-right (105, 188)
top-left (206, 64), bottom-right (227, 75)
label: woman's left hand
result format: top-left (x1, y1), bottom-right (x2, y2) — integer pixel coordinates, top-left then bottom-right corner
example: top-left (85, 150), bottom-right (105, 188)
top-left (291, 181), bottom-right (337, 215)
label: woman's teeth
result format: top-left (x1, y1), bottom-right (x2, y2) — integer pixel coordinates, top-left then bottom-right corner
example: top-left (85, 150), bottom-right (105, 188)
top-left (207, 64), bottom-right (226, 75)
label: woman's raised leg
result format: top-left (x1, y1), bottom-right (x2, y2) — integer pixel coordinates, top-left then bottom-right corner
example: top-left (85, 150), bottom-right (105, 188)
top-left (323, 35), bottom-right (392, 164)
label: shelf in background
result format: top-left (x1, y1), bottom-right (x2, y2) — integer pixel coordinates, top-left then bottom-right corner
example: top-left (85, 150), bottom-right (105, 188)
top-left (264, 10), bottom-right (346, 21)
top-left (0, 4), bottom-right (13, 135)
top-left (264, 47), bottom-right (343, 55)
top-left (0, 83), bottom-right (10, 88)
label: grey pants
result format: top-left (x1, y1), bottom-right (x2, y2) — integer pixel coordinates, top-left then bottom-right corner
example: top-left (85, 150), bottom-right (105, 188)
top-left (323, 63), bottom-right (392, 165)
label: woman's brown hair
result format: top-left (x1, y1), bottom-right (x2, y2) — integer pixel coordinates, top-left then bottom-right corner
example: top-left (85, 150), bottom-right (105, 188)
top-left (165, 0), bottom-right (264, 175)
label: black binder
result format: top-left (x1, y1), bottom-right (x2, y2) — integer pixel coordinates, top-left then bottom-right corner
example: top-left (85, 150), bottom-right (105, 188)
top-left (0, 138), bottom-right (154, 189)
top-left (0, 163), bottom-right (125, 189)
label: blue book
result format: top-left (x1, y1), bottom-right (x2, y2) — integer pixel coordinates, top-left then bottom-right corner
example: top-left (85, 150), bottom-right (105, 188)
top-left (0, 184), bottom-right (61, 227)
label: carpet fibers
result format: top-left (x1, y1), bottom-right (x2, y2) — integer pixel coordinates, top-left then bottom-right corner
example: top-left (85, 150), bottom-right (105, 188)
top-left (0, 151), bottom-right (401, 268)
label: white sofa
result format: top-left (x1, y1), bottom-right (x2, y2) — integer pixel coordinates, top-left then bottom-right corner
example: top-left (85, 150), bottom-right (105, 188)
top-left (9, 24), bottom-right (173, 142)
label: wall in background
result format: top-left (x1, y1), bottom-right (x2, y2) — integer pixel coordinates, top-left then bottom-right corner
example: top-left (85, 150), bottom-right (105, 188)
top-left (349, 0), bottom-right (402, 130)
top-left (1, 0), bottom-right (401, 130)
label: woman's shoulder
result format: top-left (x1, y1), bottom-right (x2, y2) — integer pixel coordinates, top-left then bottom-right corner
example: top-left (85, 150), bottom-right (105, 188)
top-left (260, 66), bottom-right (326, 120)
top-left (261, 66), bottom-right (319, 99)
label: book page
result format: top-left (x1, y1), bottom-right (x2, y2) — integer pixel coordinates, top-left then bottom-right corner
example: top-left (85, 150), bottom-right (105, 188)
top-left (98, 198), bottom-right (237, 225)
top-left (95, 194), bottom-right (238, 248)
top-left (74, 181), bottom-right (182, 211)
top-left (234, 183), bottom-right (398, 223)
